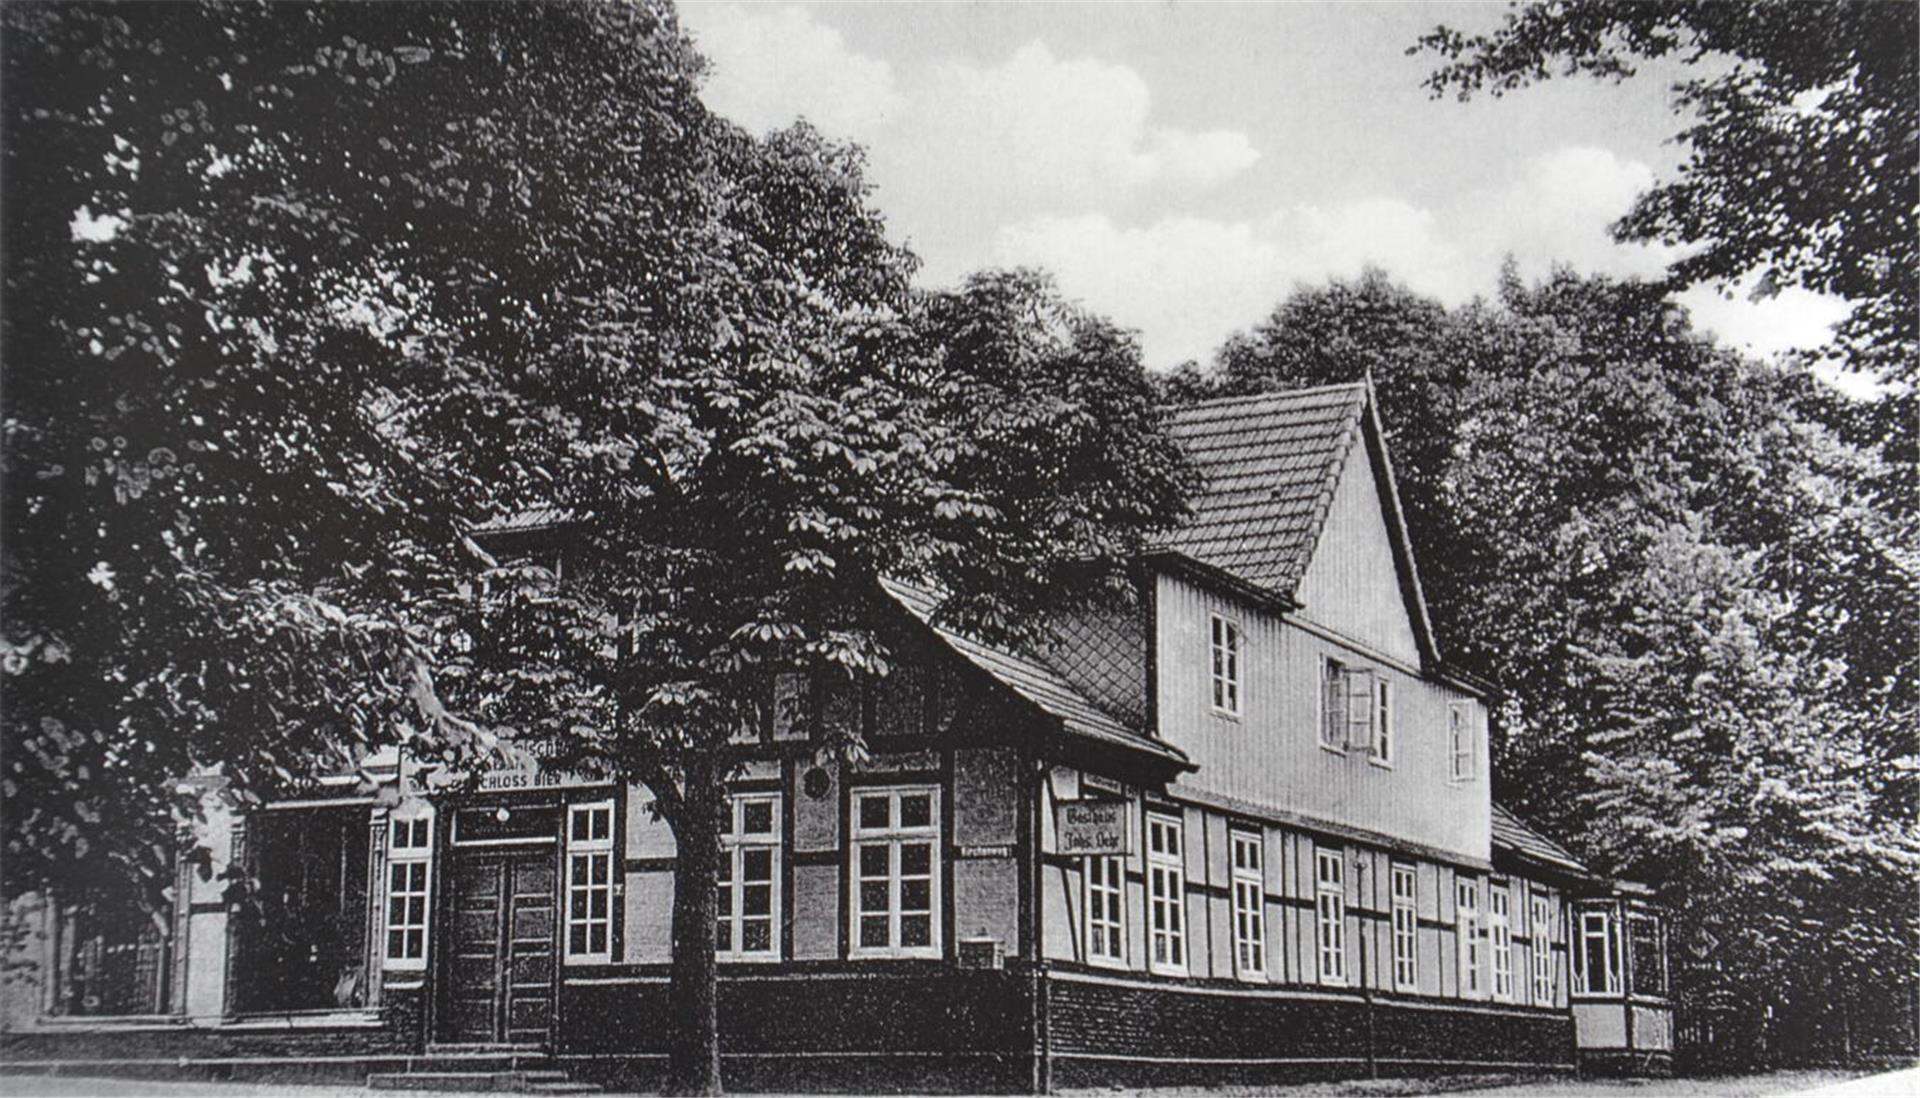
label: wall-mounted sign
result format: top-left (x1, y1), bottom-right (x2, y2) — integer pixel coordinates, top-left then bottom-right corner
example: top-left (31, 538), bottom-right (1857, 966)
top-left (958, 844), bottom-right (1014, 859)
top-left (476, 759), bottom-right (600, 791)
top-left (1055, 799), bottom-right (1130, 855)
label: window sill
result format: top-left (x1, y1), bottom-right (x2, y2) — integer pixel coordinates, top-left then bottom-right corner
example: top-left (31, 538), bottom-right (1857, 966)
top-left (716, 953), bottom-right (784, 965)
top-left (1319, 743), bottom-right (1347, 757)
top-left (1367, 755), bottom-right (1393, 770)
top-left (1147, 964), bottom-right (1189, 979)
top-left (1087, 954), bottom-right (1130, 972)
top-left (848, 949), bottom-right (943, 961)
top-left (1210, 707), bottom-right (1242, 723)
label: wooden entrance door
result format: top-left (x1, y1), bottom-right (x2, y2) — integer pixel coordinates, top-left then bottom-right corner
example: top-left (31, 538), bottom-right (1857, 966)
top-left (441, 850), bottom-right (556, 1044)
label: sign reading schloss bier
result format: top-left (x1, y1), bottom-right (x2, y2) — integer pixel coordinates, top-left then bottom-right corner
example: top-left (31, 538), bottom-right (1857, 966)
top-left (1055, 799), bottom-right (1130, 855)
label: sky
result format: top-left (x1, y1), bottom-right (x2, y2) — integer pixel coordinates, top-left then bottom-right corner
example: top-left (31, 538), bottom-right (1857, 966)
top-left (675, 1), bottom-right (1854, 375)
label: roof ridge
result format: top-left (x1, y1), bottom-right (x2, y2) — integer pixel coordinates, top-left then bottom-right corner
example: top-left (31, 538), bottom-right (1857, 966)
top-left (1169, 380), bottom-right (1369, 412)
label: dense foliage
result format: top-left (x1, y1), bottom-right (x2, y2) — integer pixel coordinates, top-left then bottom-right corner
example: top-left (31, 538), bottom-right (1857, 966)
top-left (1417, 0), bottom-right (1917, 388)
top-left (1195, 266), bottom-right (1918, 1062)
top-left (3, 4), bottom-right (1191, 1090)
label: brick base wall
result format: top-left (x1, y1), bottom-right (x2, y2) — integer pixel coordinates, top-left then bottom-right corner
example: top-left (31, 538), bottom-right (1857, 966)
top-left (1044, 970), bottom-right (1576, 1090)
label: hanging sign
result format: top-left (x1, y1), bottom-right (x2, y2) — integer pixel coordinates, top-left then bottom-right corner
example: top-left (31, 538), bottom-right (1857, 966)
top-left (1055, 799), bottom-right (1130, 855)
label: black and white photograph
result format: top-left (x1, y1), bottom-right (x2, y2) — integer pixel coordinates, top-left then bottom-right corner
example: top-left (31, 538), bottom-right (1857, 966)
top-left (0, 3), bottom-right (1913, 1096)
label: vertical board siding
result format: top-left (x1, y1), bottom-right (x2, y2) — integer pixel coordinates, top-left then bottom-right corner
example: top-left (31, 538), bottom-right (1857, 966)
top-left (1293, 442), bottom-right (1423, 664)
top-left (1157, 572), bottom-right (1490, 863)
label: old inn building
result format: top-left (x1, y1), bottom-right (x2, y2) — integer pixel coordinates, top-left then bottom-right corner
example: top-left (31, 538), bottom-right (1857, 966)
top-left (2, 383), bottom-right (1674, 1091)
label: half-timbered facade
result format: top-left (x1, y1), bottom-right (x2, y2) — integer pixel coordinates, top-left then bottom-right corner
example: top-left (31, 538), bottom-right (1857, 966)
top-left (2, 382), bottom-right (1673, 1091)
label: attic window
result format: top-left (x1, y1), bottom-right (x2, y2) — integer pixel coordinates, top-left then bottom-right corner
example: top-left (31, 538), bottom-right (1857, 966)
top-left (1209, 614), bottom-right (1241, 716)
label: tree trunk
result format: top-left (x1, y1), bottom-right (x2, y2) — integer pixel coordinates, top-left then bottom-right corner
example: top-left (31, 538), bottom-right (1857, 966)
top-left (664, 754), bottom-right (724, 1096)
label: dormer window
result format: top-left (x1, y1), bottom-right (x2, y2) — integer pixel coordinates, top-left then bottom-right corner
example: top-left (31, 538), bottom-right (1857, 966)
top-left (1209, 614), bottom-right (1241, 716)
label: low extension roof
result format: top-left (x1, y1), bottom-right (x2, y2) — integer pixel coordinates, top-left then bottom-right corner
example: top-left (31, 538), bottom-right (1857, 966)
top-left (881, 578), bottom-right (1191, 772)
top-left (1491, 803), bottom-right (1588, 876)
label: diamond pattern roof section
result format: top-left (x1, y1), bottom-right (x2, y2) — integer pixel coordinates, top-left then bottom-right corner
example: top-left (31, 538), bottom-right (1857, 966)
top-left (881, 578), bottom-right (1189, 769)
top-left (1491, 803), bottom-right (1588, 875)
top-left (1154, 383), bottom-right (1370, 600)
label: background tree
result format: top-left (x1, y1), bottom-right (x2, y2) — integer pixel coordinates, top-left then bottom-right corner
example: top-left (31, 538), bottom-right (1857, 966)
top-left (1416, 0), bottom-right (1917, 389)
top-left (1177, 266), bottom-right (1918, 1062)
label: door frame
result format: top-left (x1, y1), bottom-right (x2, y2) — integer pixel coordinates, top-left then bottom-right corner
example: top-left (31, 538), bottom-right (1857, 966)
top-left (432, 801), bottom-right (562, 1047)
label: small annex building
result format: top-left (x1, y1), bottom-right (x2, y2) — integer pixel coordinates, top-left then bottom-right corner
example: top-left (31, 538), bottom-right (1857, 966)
top-left (2, 382), bottom-right (1675, 1091)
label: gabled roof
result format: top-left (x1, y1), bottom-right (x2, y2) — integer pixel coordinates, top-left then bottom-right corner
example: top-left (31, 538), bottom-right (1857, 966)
top-left (881, 578), bottom-right (1190, 771)
top-left (1491, 803), bottom-right (1588, 876)
top-left (1156, 382), bottom-right (1368, 597)
top-left (1155, 380), bottom-right (1441, 666)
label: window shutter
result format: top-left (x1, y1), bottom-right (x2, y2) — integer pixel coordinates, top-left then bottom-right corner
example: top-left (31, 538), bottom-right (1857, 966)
top-left (1345, 669), bottom-right (1374, 748)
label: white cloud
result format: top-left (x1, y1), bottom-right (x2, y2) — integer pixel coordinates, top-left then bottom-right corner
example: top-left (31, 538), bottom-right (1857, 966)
top-left (679, 3), bottom-right (903, 138)
top-left (1674, 282), bottom-right (1852, 358)
top-left (1478, 146), bottom-right (1673, 282)
top-left (893, 41), bottom-right (1257, 210)
top-left (679, 6), bottom-right (1258, 262)
top-left (995, 214), bottom-right (1284, 366)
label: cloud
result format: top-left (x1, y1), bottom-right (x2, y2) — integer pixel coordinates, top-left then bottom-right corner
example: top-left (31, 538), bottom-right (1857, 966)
top-left (679, 6), bottom-right (1258, 266)
top-left (679, 4), bottom-right (903, 138)
top-left (993, 147), bottom-right (1710, 369)
top-left (995, 214), bottom-right (1284, 366)
top-left (995, 199), bottom-right (1474, 366)
top-left (894, 41), bottom-right (1258, 210)
top-left (1479, 146), bottom-right (1673, 281)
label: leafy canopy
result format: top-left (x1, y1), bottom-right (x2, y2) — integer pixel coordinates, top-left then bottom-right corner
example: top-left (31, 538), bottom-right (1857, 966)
top-left (1417, 0), bottom-right (1918, 387)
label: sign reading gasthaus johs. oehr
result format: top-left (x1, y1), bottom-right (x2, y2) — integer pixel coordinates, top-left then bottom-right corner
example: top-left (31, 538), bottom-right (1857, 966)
top-left (1056, 799), bottom-right (1129, 854)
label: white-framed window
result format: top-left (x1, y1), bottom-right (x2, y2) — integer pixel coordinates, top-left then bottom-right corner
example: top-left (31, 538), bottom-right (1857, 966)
top-left (1210, 614), bottom-right (1242, 716)
top-left (1575, 908), bottom-right (1620, 995)
top-left (1371, 677), bottom-right (1394, 764)
top-left (1320, 659), bottom-right (1347, 751)
top-left (850, 786), bottom-right (940, 958)
top-left (1316, 848), bottom-right (1347, 984)
top-left (565, 800), bottom-right (615, 963)
top-left (1531, 890), bottom-right (1556, 1004)
top-left (1146, 814), bottom-right (1187, 975)
top-left (1390, 863), bottom-right (1418, 991)
top-left (384, 811), bottom-right (433, 969)
top-left (1085, 855), bottom-right (1126, 967)
top-left (1230, 831), bottom-right (1266, 979)
top-left (1457, 877), bottom-right (1482, 996)
top-left (718, 794), bottom-right (781, 960)
top-left (1323, 660), bottom-right (1384, 753)
top-left (1448, 702), bottom-right (1475, 781)
top-left (1490, 882), bottom-right (1514, 1001)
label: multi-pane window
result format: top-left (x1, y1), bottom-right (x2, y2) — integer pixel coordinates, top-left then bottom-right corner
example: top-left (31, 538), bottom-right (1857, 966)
top-left (718, 794), bottom-right (780, 959)
top-left (1230, 832), bottom-right (1266, 979)
top-left (1323, 661), bottom-right (1387, 755)
top-left (1531, 891), bottom-right (1556, 1004)
top-left (850, 787), bottom-right (940, 957)
top-left (1085, 855), bottom-right (1126, 967)
top-left (1576, 908), bottom-right (1620, 994)
top-left (1146, 815), bottom-right (1187, 975)
top-left (1371, 678), bottom-right (1393, 763)
top-left (385, 812), bottom-right (433, 968)
top-left (1457, 878), bottom-right (1483, 995)
top-left (1449, 702), bottom-right (1475, 781)
top-left (1628, 912), bottom-right (1668, 996)
top-left (1316, 848), bottom-right (1347, 984)
top-left (1390, 864), bottom-right (1418, 991)
top-left (1210, 615), bottom-right (1242, 716)
top-left (566, 801), bottom-right (615, 962)
top-left (1490, 883), bottom-right (1514, 1001)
